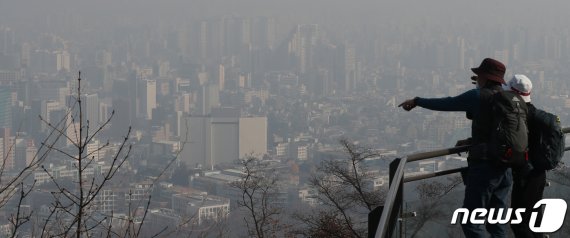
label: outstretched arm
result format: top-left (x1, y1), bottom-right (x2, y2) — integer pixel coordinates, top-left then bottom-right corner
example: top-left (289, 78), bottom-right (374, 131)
top-left (399, 89), bottom-right (479, 112)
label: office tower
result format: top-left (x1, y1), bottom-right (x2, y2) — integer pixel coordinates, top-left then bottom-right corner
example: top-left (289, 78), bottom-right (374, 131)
top-left (182, 108), bottom-right (238, 170)
top-left (81, 94), bottom-right (100, 128)
top-left (112, 78), bottom-right (136, 126)
top-left (111, 98), bottom-right (132, 138)
top-left (239, 117), bottom-right (267, 159)
top-left (41, 100), bottom-right (60, 132)
top-left (199, 84), bottom-right (220, 115)
top-left (184, 115), bottom-right (208, 168)
top-left (15, 139), bottom-right (26, 170)
top-left (15, 139), bottom-right (36, 170)
top-left (180, 109), bottom-right (267, 170)
top-left (208, 109), bottom-right (239, 168)
top-left (127, 74), bottom-right (141, 124)
top-left (174, 111), bottom-right (184, 138)
top-left (0, 88), bottom-right (12, 129)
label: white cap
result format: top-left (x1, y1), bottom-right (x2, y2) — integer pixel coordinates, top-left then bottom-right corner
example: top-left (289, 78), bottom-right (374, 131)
top-left (503, 74), bottom-right (532, 102)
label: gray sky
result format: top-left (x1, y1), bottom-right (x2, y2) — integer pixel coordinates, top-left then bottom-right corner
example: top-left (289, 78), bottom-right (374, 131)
top-left (1, 0), bottom-right (569, 29)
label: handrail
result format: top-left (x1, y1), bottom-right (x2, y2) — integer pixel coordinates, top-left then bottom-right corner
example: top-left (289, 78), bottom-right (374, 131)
top-left (407, 145), bottom-right (470, 162)
top-left (370, 127), bottom-right (570, 238)
top-left (404, 167), bottom-right (467, 183)
top-left (375, 157), bottom-right (407, 238)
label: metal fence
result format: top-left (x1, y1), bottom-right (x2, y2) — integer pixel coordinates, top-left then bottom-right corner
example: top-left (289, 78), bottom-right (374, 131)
top-left (370, 127), bottom-right (570, 238)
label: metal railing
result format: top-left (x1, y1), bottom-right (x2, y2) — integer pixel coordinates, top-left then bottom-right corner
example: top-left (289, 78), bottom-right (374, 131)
top-left (371, 127), bottom-right (570, 238)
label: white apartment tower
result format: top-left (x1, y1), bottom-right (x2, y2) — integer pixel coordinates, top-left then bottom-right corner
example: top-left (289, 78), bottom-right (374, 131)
top-left (140, 79), bottom-right (157, 120)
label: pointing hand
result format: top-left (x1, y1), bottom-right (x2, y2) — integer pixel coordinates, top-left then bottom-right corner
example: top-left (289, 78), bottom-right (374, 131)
top-left (398, 99), bottom-right (417, 111)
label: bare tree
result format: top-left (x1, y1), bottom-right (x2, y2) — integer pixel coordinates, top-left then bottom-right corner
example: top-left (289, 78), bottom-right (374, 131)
top-left (7, 181), bottom-right (35, 237)
top-left (231, 157), bottom-right (283, 238)
top-left (35, 72), bottom-right (133, 237)
top-left (295, 139), bottom-right (385, 238)
top-left (406, 175), bottom-right (463, 237)
top-left (0, 88), bottom-right (75, 237)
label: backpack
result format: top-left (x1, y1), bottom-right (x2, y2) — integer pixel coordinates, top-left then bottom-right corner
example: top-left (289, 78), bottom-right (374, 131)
top-left (528, 108), bottom-right (565, 170)
top-left (487, 90), bottom-right (529, 168)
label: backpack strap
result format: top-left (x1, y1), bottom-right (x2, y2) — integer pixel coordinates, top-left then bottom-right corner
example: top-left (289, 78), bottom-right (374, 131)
top-left (471, 87), bottom-right (500, 145)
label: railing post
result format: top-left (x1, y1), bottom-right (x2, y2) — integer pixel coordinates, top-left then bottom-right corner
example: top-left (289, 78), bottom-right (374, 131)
top-left (389, 158), bottom-right (400, 186)
top-left (369, 206), bottom-right (383, 238)
top-left (370, 158), bottom-right (404, 238)
top-left (389, 158), bottom-right (404, 238)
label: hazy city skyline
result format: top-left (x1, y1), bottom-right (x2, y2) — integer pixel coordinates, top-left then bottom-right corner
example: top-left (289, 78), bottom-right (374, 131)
top-left (0, 1), bottom-right (570, 236)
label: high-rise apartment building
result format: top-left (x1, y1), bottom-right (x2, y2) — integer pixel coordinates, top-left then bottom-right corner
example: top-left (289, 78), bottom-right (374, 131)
top-left (289, 24), bottom-right (319, 74)
top-left (344, 44), bottom-right (356, 92)
top-left (0, 88), bottom-right (12, 129)
top-left (252, 17), bottom-right (276, 50)
top-left (218, 64), bottom-right (225, 91)
top-left (0, 128), bottom-right (14, 170)
top-left (56, 50), bottom-right (71, 72)
top-left (199, 84), bottom-right (220, 115)
top-left (139, 79), bottom-right (157, 120)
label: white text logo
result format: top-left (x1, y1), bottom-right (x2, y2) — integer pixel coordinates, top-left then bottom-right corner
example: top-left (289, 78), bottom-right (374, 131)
top-left (451, 199), bottom-right (567, 232)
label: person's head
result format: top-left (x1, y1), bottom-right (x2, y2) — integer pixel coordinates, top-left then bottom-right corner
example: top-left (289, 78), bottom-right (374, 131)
top-left (503, 74), bottom-right (532, 103)
top-left (471, 58), bottom-right (506, 88)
